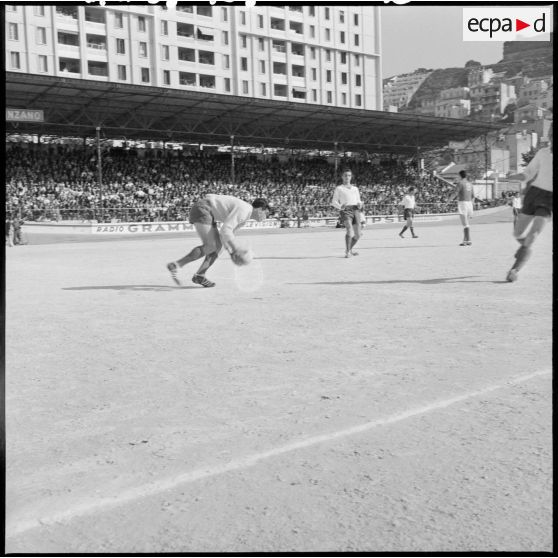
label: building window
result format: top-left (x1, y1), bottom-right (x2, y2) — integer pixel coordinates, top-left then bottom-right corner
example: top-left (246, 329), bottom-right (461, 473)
top-left (222, 31), bottom-right (229, 45)
top-left (221, 7), bottom-right (228, 21)
top-left (325, 28), bottom-right (330, 41)
top-left (274, 84), bottom-right (287, 97)
top-left (327, 91), bottom-right (332, 103)
top-left (161, 44), bottom-right (169, 60)
top-left (179, 71), bottom-right (196, 86)
top-left (309, 6), bottom-right (315, 16)
top-left (162, 69), bottom-right (170, 85)
top-left (354, 13), bottom-right (359, 25)
top-left (259, 60), bottom-right (265, 73)
top-left (312, 89), bottom-right (317, 102)
top-left (198, 50), bottom-right (214, 65)
top-left (199, 74), bottom-right (215, 88)
top-left (326, 70), bottom-right (332, 82)
top-left (355, 74), bottom-right (362, 87)
top-left (240, 34), bottom-right (247, 48)
top-left (340, 52), bottom-right (347, 64)
top-left (161, 20), bottom-right (168, 35)
top-left (341, 72), bottom-right (347, 85)
top-left (88, 61), bottom-right (108, 76)
top-left (292, 64), bottom-right (304, 78)
top-left (7, 4), bottom-right (17, 11)
top-left (261, 83), bottom-right (266, 95)
top-left (59, 58), bottom-right (80, 73)
top-left (325, 50), bottom-right (331, 62)
top-left (310, 47), bottom-right (316, 60)
top-left (116, 38), bottom-right (125, 54)
top-left (354, 34), bottom-right (360, 46)
top-left (354, 54), bottom-right (360, 66)
top-left (342, 93), bottom-right (347, 105)
top-left (196, 6), bottom-right (212, 17)
top-left (178, 47), bottom-right (195, 62)
top-left (177, 22), bottom-right (194, 38)
top-left (141, 67), bottom-right (150, 83)
top-left (340, 31), bottom-right (345, 43)
top-left (258, 15), bottom-right (264, 28)
top-left (223, 54), bottom-right (230, 69)
top-left (292, 42), bottom-right (304, 56)
top-left (241, 57), bottom-right (248, 71)
top-left (8, 23), bottom-right (19, 41)
top-left (240, 11), bottom-right (246, 25)
top-left (273, 61), bottom-right (287, 75)
top-left (325, 7), bottom-right (330, 20)
top-left (34, 5), bottom-right (45, 16)
top-left (224, 77), bottom-right (231, 92)
top-left (138, 16), bottom-right (146, 32)
top-left (114, 12), bottom-right (123, 28)
top-left (10, 52), bottom-right (20, 69)
top-left (311, 68), bottom-right (317, 80)
top-left (290, 21), bottom-right (303, 34)
top-left (310, 25), bottom-right (315, 38)
top-left (242, 80), bottom-right (249, 94)
top-left (139, 42), bottom-right (148, 57)
top-left (177, 5), bottom-right (194, 13)
top-left (38, 55), bottom-right (48, 72)
top-left (355, 94), bottom-right (362, 106)
top-left (258, 38), bottom-right (265, 51)
top-left (340, 11), bottom-right (345, 23)
top-left (36, 27), bottom-right (47, 45)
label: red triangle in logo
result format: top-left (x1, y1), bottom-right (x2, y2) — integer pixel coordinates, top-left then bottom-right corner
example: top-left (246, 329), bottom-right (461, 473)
top-left (516, 19), bottom-right (530, 31)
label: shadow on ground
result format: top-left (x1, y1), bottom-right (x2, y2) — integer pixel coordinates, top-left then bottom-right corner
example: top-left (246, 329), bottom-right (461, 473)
top-left (290, 276), bottom-right (510, 286)
top-left (63, 285), bottom-right (198, 291)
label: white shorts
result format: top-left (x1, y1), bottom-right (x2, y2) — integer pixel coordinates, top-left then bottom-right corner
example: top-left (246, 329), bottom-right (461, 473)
top-left (457, 201), bottom-right (473, 218)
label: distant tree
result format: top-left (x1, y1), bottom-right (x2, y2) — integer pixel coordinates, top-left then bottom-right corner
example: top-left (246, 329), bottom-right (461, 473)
top-left (465, 60), bottom-right (482, 68)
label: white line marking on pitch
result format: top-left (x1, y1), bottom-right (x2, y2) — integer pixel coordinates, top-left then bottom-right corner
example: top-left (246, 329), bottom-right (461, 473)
top-left (7, 369), bottom-right (551, 538)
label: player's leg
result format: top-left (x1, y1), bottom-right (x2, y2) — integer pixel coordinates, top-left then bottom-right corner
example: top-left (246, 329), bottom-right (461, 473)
top-left (350, 216), bottom-right (361, 255)
top-left (409, 214), bottom-right (418, 238)
top-left (191, 224), bottom-right (221, 287)
top-left (399, 210), bottom-right (408, 237)
top-left (507, 214), bottom-right (548, 282)
top-left (344, 215), bottom-right (354, 257)
top-left (458, 211), bottom-right (471, 246)
top-left (513, 213), bottom-right (534, 243)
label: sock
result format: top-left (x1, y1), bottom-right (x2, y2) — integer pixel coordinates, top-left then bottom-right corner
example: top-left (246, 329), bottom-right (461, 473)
top-left (464, 227), bottom-right (470, 242)
top-left (410, 227), bottom-right (415, 236)
top-left (512, 245), bottom-right (532, 271)
top-left (400, 226), bottom-right (408, 235)
top-left (345, 234), bottom-right (352, 252)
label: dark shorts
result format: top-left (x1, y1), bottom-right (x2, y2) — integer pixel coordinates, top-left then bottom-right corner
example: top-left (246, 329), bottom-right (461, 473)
top-left (404, 208), bottom-right (414, 220)
top-left (340, 206), bottom-right (361, 226)
top-left (522, 186), bottom-right (553, 218)
top-left (189, 199), bottom-right (216, 226)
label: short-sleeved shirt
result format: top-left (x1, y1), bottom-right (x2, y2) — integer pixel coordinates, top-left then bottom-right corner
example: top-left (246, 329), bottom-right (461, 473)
top-left (521, 147), bottom-right (552, 193)
top-left (512, 196), bottom-right (522, 209)
top-left (205, 194), bottom-right (253, 250)
top-left (331, 185), bottom-right (361, 210)
top-left (402, 194), bottom-right (416, 209)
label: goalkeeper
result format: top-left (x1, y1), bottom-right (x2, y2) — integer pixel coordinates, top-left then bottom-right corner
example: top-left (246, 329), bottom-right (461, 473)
top-left (167, 194), bottom-right (269, 288)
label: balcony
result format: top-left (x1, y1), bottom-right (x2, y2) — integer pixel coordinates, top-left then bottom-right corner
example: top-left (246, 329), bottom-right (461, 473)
top-left (274, 84), bottom-right (287, 97)
top-left (86, 34), bottom-right (106, 50)
top-left (270, 17), bottom-right (285, 31)
top-left (178, 47), bottom-right (195, 63)
top-left (177, 22), bottom-right (194, 39)
top-left (272, 40), bottom-right (286, 53)
top-left (84, 7), bottom-right (106, 24)
top-left (59, 57), bottom-right (80, 74)
top-left (289, 21), bottom-right (303, 34)
top-left (88, 60), bottom-right (108, 77)
top-left (199, 74), bottom-right (215, 88)
top-left (291, 64), bottom-right (305, 78)
top-left (198, 50), bottom-right (214, 65)
top-left (196, 26), bottom-right (214, 42)
top-left (179, 71), bottom-right (196, 86)
top-left (273, 62), bottom-right (287, 75)
top-left (58, 31), bottom-right (79, 47)
top-left (291, 42), bottom-right (304, 56)
top-left (56, 6), bottom-right (78, 19)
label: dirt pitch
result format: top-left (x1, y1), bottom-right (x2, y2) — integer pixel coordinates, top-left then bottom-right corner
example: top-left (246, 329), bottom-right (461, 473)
top-left (5, 209), bottom-right (553, 553)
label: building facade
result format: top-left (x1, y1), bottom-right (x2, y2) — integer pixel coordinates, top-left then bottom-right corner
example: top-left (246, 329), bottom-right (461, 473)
top-left (5, 3), bottom-right (382, 110)
top-left (469, 82), bottom-right (516, 121)
top-left (382, 70), bottom-right (431, 111)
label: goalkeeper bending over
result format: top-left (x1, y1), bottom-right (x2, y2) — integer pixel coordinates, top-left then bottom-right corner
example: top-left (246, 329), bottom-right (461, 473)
top-left (167, 194), bottom-right (269, 288)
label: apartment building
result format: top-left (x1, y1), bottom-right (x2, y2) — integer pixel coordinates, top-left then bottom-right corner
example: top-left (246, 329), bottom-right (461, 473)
top-left (5, 3), bottom-right (382, 110)
top-left (382, 70), bottom-right (431, 111)
top-left (469, 82), bottom-right (516, 121)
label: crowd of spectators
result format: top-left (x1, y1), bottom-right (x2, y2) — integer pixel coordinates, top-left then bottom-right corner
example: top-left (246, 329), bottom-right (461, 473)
top-left (6, 142), bottom-right (493, 224)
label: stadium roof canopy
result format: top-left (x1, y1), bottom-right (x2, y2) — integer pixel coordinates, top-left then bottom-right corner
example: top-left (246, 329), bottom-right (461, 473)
top-left (6, 72), bottom-right (501, 154)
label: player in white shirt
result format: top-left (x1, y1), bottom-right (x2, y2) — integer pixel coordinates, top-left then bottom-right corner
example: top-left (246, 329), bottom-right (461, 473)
top-left (167, 194), bottom-right (269, 287)
top-left (331, 169), bottom-right (363, 258)
top-left (505, 124), bottom-right (553, 282)
top-left (398, 186), bottom-right (419, 239)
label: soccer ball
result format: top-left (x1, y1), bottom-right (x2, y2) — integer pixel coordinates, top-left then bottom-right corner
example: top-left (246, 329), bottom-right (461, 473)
top-left (231, 249), bottom-right (253, 266)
